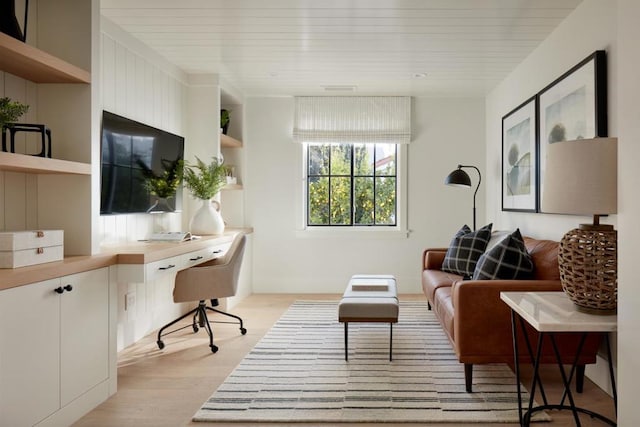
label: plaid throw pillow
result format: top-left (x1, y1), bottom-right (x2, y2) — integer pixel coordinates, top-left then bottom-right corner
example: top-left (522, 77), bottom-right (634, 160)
top-left (472, 228), bottom-right (534, 280)
top-left (442, 223), bottom-right (493, 277)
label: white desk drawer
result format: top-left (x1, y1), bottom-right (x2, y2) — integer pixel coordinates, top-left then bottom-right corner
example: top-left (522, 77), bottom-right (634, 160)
top-left (184, 242), bottom-right (231, 267)
top-left (145, 254), bottom-right (185, 282)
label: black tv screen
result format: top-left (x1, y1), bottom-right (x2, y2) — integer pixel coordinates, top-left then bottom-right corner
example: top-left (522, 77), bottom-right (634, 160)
top-left (100, 111), bottom-right (185, 214)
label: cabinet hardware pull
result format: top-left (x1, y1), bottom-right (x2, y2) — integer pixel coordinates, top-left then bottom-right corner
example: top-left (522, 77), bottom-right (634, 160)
top-left (213, 249), bottom-right (223, 254)
top-left (159, 264), bottom-right (175, 270)
top-left (190, 256), bottom-right (203, 261)
top-left (55, 285), bottom-right (73, 294)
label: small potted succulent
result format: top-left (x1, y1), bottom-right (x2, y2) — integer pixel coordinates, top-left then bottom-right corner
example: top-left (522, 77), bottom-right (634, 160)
top-left (220, 109), bottom-right (231, 135)
top-left (183, 156), bottom-right (227, 235)
top-left (0, 97), bottom-right (29, 130)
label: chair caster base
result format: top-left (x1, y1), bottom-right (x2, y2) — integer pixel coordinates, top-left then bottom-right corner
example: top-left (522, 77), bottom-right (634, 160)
top-left (193, 324), bottom-right (199, 333)
top-left (240, 327), bottom-right (247, 335)
top-left (157, 340), bottom-right (165, 350)
top-left (210, 344), bottom-right (218, 353)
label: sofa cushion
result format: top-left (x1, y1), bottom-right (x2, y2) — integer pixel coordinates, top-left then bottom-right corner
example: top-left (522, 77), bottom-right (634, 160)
top-left (442, 223), bottom-right (493, 278)
top-left (472, 229), bottom-right (534, 280)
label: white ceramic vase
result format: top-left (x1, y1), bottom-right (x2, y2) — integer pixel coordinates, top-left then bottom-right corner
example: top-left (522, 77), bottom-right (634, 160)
top-left (190, 199), bottom-right (225, 235)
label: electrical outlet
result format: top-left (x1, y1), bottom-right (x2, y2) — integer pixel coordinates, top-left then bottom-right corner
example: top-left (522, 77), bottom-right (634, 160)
top-left (125, 292), bottom-right (136, 312)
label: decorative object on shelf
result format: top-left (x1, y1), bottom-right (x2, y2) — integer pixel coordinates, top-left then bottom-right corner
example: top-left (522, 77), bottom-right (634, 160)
top-left (0, 229), bottom-right (63, 269)
top-left (224, 164), bottom-right (237, 185)
top-left (190, 199), bottom-right (225, 235)
top-left (2, 123), bottom-right (52, 157)
top-left (220, 109), bottom-right (231, 135)
top-left (137, 158), bottom-right (184, 213)
top-left (0, 0), bottom-right (29, 42)
top-left (502, 96), bottom-right (537, 212)
top-left (538, 50), bottom-right (607, 210)
top-left (0, 97), bottom-right (29, 129)
top-left (183, 156), bottom-right (228, 235)
top-left (541, 137), bottom-right (617, 314)
top-left (444, 164), bottom-right (482, 231)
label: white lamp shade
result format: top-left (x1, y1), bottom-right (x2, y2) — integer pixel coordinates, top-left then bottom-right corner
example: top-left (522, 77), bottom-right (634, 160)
top-left (541, 137), bottom-right (617, 215)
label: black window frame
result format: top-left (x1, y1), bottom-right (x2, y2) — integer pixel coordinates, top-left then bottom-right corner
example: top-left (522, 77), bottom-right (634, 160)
top-left (306, 142), bottom-right (397, 227)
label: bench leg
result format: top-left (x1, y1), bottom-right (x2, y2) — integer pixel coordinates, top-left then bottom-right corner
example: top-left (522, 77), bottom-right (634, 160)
top-left (389, 322), bottom-right (393, 361)
top-left (344, 322), bottom-right (348, 361)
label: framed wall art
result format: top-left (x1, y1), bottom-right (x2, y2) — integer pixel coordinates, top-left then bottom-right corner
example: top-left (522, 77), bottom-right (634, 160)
top-left (502, 96), bottom-right (537, 212)
top-left (537, 50), bottom-right (607, 211)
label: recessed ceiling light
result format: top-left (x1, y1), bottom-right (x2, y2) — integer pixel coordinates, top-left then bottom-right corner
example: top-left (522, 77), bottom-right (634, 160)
top-left (412, 72), bottom-right (428, 78)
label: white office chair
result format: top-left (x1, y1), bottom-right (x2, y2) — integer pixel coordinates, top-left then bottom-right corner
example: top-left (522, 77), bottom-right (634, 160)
top-left (156, 233), bottom-right (247, 353)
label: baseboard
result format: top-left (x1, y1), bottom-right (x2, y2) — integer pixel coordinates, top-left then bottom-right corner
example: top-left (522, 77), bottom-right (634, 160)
top-left (586, 352), bottom-right (616, 397)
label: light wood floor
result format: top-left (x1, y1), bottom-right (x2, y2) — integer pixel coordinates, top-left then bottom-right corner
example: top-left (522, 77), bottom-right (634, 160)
top-left (74, 294), bottom-right (616, 427)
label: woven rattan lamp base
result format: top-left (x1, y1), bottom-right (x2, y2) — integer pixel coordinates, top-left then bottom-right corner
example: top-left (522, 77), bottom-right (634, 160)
top-left (558, 227), bottom-right (617, 314)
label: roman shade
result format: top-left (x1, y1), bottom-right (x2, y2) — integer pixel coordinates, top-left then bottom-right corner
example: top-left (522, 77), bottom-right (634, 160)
top-left (293, 96), bottom-right (411, 144)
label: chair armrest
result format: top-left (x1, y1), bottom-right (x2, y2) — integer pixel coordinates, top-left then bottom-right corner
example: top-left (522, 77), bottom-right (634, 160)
top-left (452, 279), bottom-right (562, 360)
top-left (422, 248), bottom-right (448, 270)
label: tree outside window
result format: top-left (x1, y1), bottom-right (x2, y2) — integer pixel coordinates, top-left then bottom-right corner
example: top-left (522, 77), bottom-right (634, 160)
top-left (307, 143), bottom-right (396, 226)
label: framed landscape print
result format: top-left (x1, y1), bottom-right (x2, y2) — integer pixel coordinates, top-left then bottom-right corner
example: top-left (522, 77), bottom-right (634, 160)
top-left (538, 50), bottom-right (607, 211)
top-left (502, 96), bottom-right (537, 212)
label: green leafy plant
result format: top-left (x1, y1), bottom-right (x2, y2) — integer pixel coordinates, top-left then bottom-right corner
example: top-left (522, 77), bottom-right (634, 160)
top-left (0, 97), bottom-right (29, 129)
top-left (220, 109), bottom-right (231, 129)
top-left (183, 156), bottom-right (227, 200)
top-left (137, 158), bottom-right (184, 199)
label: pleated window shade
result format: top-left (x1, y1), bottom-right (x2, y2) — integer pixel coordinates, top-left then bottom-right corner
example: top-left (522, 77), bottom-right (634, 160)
top-left (293, 96), bottom-right (411, 144)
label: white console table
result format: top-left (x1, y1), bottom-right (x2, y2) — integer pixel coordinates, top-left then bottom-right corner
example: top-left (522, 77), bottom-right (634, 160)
top-left (500, 291), bottom-right (617, 426)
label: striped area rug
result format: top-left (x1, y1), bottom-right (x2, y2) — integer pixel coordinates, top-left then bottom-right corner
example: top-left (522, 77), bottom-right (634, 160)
top-left (193, 300), bottom-right (549, 423)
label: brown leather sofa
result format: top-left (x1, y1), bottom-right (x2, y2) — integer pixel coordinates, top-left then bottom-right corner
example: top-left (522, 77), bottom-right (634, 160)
top-left (422, 236), bottom-right (603, 392)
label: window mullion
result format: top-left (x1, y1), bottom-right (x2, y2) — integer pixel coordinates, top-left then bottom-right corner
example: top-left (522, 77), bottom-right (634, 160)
top-left (350, 145), bottom-right (354, 225)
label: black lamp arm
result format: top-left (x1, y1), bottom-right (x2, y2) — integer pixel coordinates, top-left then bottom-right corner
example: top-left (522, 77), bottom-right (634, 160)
top-left (457, 164), bottom-right (481, 230)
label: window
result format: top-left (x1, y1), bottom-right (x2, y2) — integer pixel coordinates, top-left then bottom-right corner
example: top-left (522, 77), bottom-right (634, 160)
top-left (293, 96), bottom-right (410, 234)
top-left (307, 143), bottom-right (397, 226)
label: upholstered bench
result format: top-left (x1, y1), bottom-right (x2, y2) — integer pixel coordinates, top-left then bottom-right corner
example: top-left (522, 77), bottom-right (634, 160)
top-left (338, 274), bottom-right (399, 361)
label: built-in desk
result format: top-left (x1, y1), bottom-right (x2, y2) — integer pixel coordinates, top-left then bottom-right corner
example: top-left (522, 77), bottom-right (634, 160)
top-left (101, 229), bottom-right (249, 283)
top-left (98, 228), bottom-right (253, 351)
top-left (0, 228), bottom-right (252, 292)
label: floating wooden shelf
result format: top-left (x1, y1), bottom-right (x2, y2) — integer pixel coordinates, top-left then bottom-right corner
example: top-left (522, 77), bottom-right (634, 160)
top-left (222, 183), bottom-right (243, 191)
top-left (220, 134), bottom-right (242, 148)
top-left (0, 32), bottom-right (90, 84)
top-left (0, 152), bottom-right (91, 175)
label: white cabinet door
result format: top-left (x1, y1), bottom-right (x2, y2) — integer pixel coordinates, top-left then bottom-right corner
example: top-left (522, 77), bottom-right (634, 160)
top-left (60, 268), bottom-right (109, 406)
top-left (0, 279), bottom-right (61, 427)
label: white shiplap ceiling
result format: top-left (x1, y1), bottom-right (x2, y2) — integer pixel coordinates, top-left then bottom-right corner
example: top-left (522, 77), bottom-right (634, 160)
top-left (101, 0), bottom-right (582, 98)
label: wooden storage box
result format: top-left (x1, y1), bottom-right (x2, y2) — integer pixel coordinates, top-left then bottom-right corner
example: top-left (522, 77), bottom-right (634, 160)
top-left (0, 230), bottom-right (64, 268)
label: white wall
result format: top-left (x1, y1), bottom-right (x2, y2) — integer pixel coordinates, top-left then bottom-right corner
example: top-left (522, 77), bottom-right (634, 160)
top-left (485, 0), bottom-right (619, 400)
top-left (485, 0), bottom-right (617, 240)
top-left (99, 17), bottom-right (189, 244)
top-left (245, 96), bottom-right (485, 294)
top-left (616, 0), bottom-right (640, 424)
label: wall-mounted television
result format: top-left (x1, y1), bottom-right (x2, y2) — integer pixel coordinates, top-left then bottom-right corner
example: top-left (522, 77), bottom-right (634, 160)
top-left (100, 111), bottom-right (185, 215)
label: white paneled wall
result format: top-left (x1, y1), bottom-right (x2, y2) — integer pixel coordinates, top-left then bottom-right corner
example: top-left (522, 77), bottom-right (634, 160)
top-left (99, 19), bottom-right (189, 244)
top-left (1, 0), bottom-right (38, 232)
top-left (1, 66), bottom-right (39, 232)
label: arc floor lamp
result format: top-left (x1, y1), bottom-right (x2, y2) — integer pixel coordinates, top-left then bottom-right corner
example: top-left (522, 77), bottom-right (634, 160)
top-left (445, 164), bottom-right (482, 230)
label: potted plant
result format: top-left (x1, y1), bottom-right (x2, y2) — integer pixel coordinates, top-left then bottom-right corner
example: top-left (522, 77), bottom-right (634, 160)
top-left (137, 158), bottom-right (184, 212)
top-left (220, 109), bottom-right (231, 135)
top-left (0, 97), bottom-right (29, 130)
top-left (183, 156), bottom-right (228, 235)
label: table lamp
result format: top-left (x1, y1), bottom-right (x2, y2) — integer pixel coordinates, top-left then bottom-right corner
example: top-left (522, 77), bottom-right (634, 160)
top-left (445, 164), bottom-right (481, 230)
top-left (541, 137), bottom-right (617, 314)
